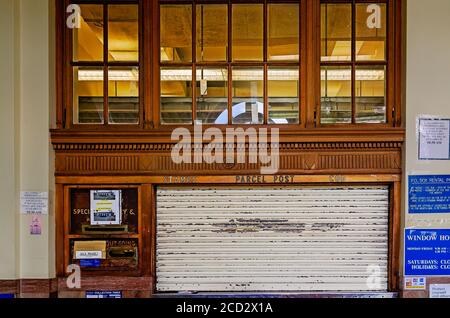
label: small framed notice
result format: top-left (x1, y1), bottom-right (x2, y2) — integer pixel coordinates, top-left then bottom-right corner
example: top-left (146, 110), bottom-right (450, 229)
top-left (418, 117), bottom-right (450, 160)
top-left (20, 192), bottom-right (48, 215)
top-left (90, 190), bottom-right (122, 225)
top-left (86, 291), bottom-right (122, 299)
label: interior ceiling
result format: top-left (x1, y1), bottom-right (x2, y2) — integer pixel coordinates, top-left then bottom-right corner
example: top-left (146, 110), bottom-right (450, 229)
top-left (78, 5), bottom-right (138, 61)
top-left (77, 4), bottom-right (384, 98)
top-left (323, 4), bottom-right (386, 59)
top-left (79, 5), bottom-right (302, 62)
top-left (78, 4), bottom-right (386, 62)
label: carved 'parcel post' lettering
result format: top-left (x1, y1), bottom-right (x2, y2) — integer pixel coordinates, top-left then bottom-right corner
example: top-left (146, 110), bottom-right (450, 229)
top-left (235, 175), bottom-right (295, 184)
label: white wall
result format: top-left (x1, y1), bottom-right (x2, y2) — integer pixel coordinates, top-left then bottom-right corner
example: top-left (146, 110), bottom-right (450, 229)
top-left (0, 0), bottom-right (20, 280)
top-left (18, 0), bottom-right (53, 279)
top-left (405, 0), bottom-right (450, 229)
top-left (0, 0), bottom-right (54, 280)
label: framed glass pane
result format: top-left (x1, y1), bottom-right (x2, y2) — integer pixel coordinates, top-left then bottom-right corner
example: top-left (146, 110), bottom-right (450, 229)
top-left (356, 3), bottom-right (387, 61)
top-left (108, 67), bottom-right (139, 124)
top-left (232, 67), bottom-right (264, 124)
top-left (73, 67), bottom-right (104, 124)
top-left (321, 66), bottom-right (352, 124)
top-left (232, 4), bottom-right (263, 62)
top-left (160, 67), bottom-right (193, 124)
top-left (321, 4), bottom-right (352, 62)
top-left (73, 4), bottom-right (103, 62)
top-left (268, 67), bottom-right (299, 124)
top-left (160, 5), bottom-right (192, 63)
top-left (196, 68), bottom-right (228, 125)
top-left (108, 5), bottom-right (139, 62)
top-left (268, 4), bottom-right (299, 62)
top-left (355, 66), bottom-right (386, 123)
top-left (196, 4), bottom-right (228, 62)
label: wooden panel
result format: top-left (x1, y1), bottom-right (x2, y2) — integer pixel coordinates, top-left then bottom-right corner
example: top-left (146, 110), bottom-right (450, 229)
top-left (54, 143), bottom-right (402, 175)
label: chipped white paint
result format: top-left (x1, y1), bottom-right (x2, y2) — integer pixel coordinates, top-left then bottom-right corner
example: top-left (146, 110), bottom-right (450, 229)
top-left (156, 186), bottom-right (389, 292)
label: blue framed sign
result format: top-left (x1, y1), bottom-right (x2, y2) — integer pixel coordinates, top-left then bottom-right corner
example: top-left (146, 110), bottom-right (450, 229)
top-left (79, 259), bottom-right (101, 267)
top-left (409, 175), bottom-right (450, 214)
top-left (405, 229), bottom-right (450, 276)
top-left (85, 291), bottom-right (122, 299)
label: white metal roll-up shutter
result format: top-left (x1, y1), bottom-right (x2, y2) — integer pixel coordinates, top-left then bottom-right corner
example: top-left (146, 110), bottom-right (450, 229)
top-left (156, 186), bottom-right (389, 292)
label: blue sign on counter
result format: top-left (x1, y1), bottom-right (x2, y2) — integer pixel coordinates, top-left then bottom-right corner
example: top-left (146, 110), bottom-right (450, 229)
top-left (405, 229), bottom-right (450, 276)
top-left (0, 294), bottom-right (14, 299)
top-left (409, 175), bottom-right (450, 214)
top-left (80, 259), bottom-right (101, 267)
top-left (86, 291), bottom-right (122, 299)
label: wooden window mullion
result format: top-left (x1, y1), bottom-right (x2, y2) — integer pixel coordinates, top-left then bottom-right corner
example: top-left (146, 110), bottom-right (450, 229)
top-left (228, 0), bottom-right (232, 125)
top-left (104, 3), bottom-right (109, 126)
top-left (263, 1), bottom-right (268, 125)
top-left (192, 3), bottom-right (197, 124)
top-left (351, 0), bottom-right (356, 124)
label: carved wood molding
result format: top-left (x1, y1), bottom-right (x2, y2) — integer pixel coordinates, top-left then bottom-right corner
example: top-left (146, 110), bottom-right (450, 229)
top-left (52, 131), bottom-right (404, 175)
top-left (55, 150), bottom-right (402, 175)
top-left (53, 141), bottom-right (403, 152)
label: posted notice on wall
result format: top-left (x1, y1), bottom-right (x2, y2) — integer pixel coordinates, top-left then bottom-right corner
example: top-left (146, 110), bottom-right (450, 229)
top-left (430, 284), bottom-right (450, 298)
top-left (418, 117), bottom-right (450, 160)
top-left (20, 191), bottom-right (48, 215)
top-left (409, 175), bottom-right (450, 214)
top-left (405, 229), bottom-right (450, 276)
top-left (90, 190), bottom-right (122, 225)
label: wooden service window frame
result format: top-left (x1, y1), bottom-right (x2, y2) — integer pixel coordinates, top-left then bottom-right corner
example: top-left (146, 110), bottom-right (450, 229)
top-left (155, 0), bottom-right (307, 129)
top-left (61, 185), bottom-right (145, 277)
top-left (61, 0), bottom-right (146, 129)
top-left (318, 0), bottom-right (400, 128)
top-left (56, 0), bottom-right (402, 130)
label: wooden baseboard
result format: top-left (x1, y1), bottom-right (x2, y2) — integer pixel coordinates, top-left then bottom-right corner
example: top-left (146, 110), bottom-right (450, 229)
top-left (1, 276), bottom-right (153, 298)
top-left (0, 279), bottom-right (58, 298)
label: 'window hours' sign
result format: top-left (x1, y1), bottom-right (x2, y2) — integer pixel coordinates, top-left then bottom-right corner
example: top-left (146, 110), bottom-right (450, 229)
top-left (405, 229), bottom-right (450, 276)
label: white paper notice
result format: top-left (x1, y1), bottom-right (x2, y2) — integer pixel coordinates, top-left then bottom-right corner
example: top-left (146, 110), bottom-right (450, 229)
top-left (90, 190), bottom-right (122, 225)
top-left (419, 118), bottom-right (450, 160)
top-left (20, 192), bottom-right (48, 214)
top-left (75, 251), bottom-right (103, 260)
top-left (430, 284), bottom-right (450, 298)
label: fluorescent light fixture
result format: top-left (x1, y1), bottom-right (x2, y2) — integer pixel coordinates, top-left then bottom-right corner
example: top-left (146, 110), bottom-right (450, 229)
top-left (160, 69), bottom-right (192, 81)
top-left (321, 55), bottom-right (374, 62)
top-left (162, 69), bottom-right (298, 82)
top-left (79, 68), bottom-right (383, 82)
top-left (196, 69), bottom-right (228, 81)
top-left (269, 55), bottom-right (299, 61)
top-left (232, 69), bottom-right (264, 81)
top-left (268, 69), bottom-right (299, 81)
top-left (321, 69), bottom-right (385, 81)
top-left (78, 69), bottom-right (139, 81)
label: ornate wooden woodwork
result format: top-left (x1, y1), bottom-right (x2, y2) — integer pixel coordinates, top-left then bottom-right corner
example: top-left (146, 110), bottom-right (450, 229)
top-left (50, 0), bottom-right (406, 297)
top-left (52, 129), bottom-right (404, 176)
